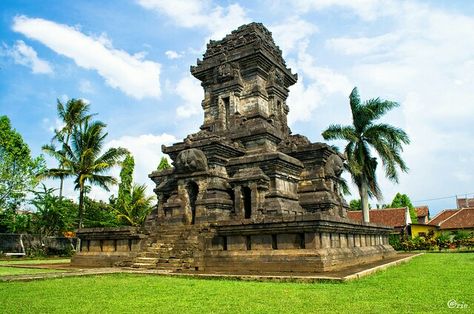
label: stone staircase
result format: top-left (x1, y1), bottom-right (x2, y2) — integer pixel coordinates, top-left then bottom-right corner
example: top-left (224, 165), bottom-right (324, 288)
top-left (131, 224), bottom-right (208, 272)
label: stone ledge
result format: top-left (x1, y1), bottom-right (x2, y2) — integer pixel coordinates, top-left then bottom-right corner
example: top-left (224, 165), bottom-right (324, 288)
top-left (0, 253), bottom-right (421, 283)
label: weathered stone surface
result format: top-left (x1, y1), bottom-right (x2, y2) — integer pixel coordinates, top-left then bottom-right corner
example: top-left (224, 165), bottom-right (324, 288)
top-left (73, 23), bottom-right (395, 273)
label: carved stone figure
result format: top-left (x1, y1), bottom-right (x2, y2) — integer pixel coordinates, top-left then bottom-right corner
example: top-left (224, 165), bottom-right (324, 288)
top-left (175, 149), bottom-right (208, 173)
top-left (325, 154), bottom-right (344, 177)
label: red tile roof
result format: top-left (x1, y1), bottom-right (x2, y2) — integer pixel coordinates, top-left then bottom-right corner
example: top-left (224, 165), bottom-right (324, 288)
top-left (347, 207), bottom-right (407, 228)
top-left (415, 206), bottom-right (429, 217)
top-left (457, 198), bottom-right (474, 209)
top-left (428, 210), bottom-right (457, 226)
top-left (438, 208), bottom-right (474, 230)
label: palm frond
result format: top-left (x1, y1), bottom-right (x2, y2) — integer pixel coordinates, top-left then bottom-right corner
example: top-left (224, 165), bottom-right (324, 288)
top-left (322, 125), bottom-right (358, 142)
top-left (361, 99), bottom-right (399, 122)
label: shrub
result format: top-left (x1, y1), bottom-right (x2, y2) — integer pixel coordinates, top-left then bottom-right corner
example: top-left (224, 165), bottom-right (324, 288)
top-left (389, 234), bottom-right (402, 250)
top-left (436, 232), bottom-right (452, 250)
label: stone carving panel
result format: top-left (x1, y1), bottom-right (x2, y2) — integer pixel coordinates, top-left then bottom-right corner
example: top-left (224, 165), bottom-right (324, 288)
top-left (175, 149), bottom-right (208, 173)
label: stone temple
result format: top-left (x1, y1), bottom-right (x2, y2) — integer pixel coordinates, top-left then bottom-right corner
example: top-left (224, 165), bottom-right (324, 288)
top-left (72, 23), bottom-right (395, 273)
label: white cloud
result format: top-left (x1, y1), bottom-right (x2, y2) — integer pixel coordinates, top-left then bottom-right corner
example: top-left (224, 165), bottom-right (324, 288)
top-left (286, 40), bottom-right (352, 125)
top-left (41, 117), bottom-right (64, 134)
top-left (287, 78), bottom-right (323, 124)
top-left (12, 15), bottom-right (161, 99)
top-left (326, 33), bottom-right (399, 56)
top-left (136, 0), bottom-right (249, 39)
top-left (292, 0), bottom-right (398, 21)
top-left (174, 75), bottom-right (203, 118)
top-left (319, 2), bottom-right (474, 212)
top-left (270, 17), bottom-right (318, 56)
top-left (78, 79), bottom-right (94, 94)
top-left (105, 133), bottom-right (178, 197)
top-left (4, 40), bottom-right (53, 74)
top-left (165, 50), bottom-right (182, 59)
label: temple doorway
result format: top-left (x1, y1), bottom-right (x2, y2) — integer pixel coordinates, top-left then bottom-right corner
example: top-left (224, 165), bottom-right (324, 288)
top-left (242, 186), bottom-right (252, 219)
top-left (187, 181), bottom-right (199, 224)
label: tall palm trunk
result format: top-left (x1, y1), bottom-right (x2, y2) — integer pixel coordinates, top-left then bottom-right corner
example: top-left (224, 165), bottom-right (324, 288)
top-left (78, 185), bottom-right (84, 229)
top-left (359, 180), bottom-right (370, 223)
top-left (59, 174), bottom-right (64, 199)
top-left (58, 133), bottom-right (70, 200)
top-left (74, 183), bottom-right (85, 252)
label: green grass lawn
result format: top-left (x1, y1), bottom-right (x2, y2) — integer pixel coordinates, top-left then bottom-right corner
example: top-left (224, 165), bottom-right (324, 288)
top-left (0, 267), bottom-right (63, 276)
top-left (0, 258), bottom-right (70, 265)
top-left (0, 253), bottom-right (473, 313)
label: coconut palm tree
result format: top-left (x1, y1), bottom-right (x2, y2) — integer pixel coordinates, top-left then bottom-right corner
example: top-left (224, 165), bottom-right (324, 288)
top-left (42, 119), bottom-right (127, 228)
top-left (46, 99), bottom-right (94, 198)
top-left (322, 87), bottom-right (410, 222)
top-left (115, 183), bottom-right (154, 227)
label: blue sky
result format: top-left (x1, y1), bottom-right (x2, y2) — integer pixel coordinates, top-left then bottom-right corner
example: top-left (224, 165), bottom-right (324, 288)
top-left (1, 0), bottom-right (474, 216)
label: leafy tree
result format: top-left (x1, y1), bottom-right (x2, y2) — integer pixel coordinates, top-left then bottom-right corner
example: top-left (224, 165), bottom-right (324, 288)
top-left (83, 197), bottom-right (120, 228)
top-left (117, 154), bottom-right (134, 210)
top-left (157, 156), bottom-right (172, 170)
top-left (115, 184), bottom-right (154, 226)
top-left (30, 184), bottom-right (77, 236)
top-left (42, 119), bottom-right (127, 228)
top-left (322, 87), bottom-right (410, 222)
top-left (0, 209), bottom-right (33, 233)
top-left (44, 99), bottom-right (93, 198)
top-left (0, 116), bottom-right (45, 211)
top-left (113, 154), bottom-right (154, 226)
top-left (390, 193), bottom-right (417, 223)
top-left (348, 199), bottom-right (372, 211)
top-left (349, 199), bottom-right (361, 211)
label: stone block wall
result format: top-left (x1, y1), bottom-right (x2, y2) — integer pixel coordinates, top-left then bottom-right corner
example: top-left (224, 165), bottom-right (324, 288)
top-left (71, 227), bottom-right (146, 267)
top-left (203, 214), bottom-right (395, 273)
top-left (0, 233), bottom-right (76, 256)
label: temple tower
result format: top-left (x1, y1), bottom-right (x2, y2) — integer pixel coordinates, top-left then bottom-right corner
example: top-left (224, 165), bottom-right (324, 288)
top-left (72, 23), bottom-right (395, 272)
top-left (149, 22), bottom-right (348, 225)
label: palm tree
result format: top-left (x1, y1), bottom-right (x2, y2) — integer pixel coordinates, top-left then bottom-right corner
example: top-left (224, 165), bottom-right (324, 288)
top-left (46, 99), bottom-right (93, 198)
top-left (322, 87), bottom-right (410, 222)
top-left (42, 119), bottom-right (127, 228)
top-left (115, 183), bottom-right (154, 226)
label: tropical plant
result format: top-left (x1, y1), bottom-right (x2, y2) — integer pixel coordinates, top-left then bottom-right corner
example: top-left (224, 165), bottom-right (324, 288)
top-left (113, 154), bottom-right (154, 226)
top-left (30, 184), bottom-right (77, 236)
top-left (436, 232), bottom-right (452, 249)
top-left (348, 199), bottom-right (373, 211)
top-left (390, 192), bottom-right (417, 222)
top-left (322, 87), bottom-right (410, 222)
top-left (157, 156), bottom-right (172, 170)
top-left (115, 184), bottom-right (154, 226)
top-left (349, 199), bottom-right (361, 211)
top-left (42, 119), bottom-right (127, 228)
top-left (0, 209), bottom-right (33, 233)
top-left (45, 99), bottom-right (93, 198)
top-left (0, 116), bottom-right (45, 211)
top-left (117, 154), bottom-right (134, 210)
top-left (83, 197), bottom-right (120, 228)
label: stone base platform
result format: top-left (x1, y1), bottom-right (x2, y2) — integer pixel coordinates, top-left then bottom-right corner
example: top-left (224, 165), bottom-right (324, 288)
top-left (204, 213), bottom-right (395, 273)
top-left (2, 253), bottom-right (421, 283)
top-left (71, 226), bottom-right (146, 268)
top-left (72, 214), bottom-right (395, 274)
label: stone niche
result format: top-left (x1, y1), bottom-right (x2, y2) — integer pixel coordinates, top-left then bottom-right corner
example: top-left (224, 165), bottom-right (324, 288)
top-left (72, 22), bottom-right (395, 272)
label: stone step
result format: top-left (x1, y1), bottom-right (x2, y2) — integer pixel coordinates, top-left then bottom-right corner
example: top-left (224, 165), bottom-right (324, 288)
top-left (137, 252), bottom-right (160, 258)
top-left (151, 243), bottom-right (173, 249)
top-left (157, 258), bottom-right (187, 264)
top-left (135, 257), bottom-right (158, 263)
top-left (131, 263), bottom-right (157, 269)
top-left (133, 225), bottom-right (207, 271)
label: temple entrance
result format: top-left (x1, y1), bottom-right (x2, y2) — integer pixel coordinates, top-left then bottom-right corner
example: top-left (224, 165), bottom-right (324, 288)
top-left (223, 97), bottom-right (230, 130)
top-left (242, 186), bottom-right (252, 219)
top-left (187, 182), bottom-right (199, 224)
